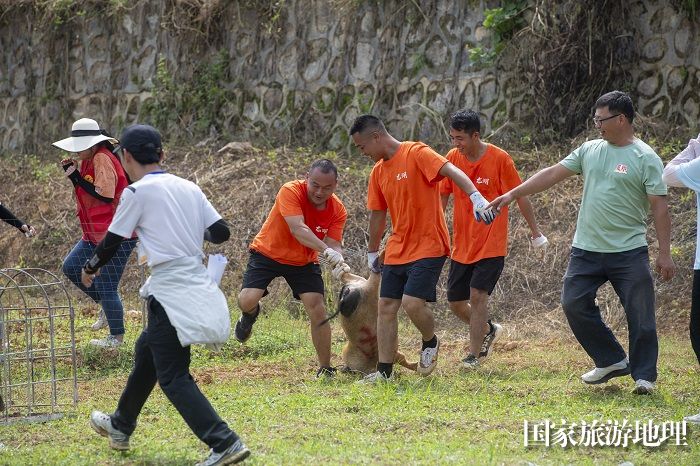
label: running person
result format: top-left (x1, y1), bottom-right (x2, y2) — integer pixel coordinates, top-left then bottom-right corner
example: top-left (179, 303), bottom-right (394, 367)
top-left (350, 114), bottom-right (495, 382)
top-left (235, 159), bottom-right (347, 377)
top-left (489, 91), bottom-right (675, 395)
top-left (84, 124), bottom-right (250, 465)
top-left (662, 132), bottom-right (700, 419)
top-left (441, 110), bottom-right (546, 368)
top-left (53, 118), bottom-right (136, 347)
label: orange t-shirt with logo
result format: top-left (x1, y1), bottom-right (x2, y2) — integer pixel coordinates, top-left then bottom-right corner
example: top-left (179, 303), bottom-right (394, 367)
top-left (440, 144), bottom-right (523, 264)
top-left (250, 180), bottom-right (347, 266)
top-left (367, 141), bottom-right (450, 265)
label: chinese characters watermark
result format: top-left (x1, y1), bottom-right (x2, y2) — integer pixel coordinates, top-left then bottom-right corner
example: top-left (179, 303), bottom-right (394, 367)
top-left (524, 419), bottom-right (688, 447)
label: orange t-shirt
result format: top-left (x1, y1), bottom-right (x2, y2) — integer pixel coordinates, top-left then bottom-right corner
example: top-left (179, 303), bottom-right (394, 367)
top-left (440, 144), bottom-right (522, 264)
top-left (367, 141), bottom-right (450, 265)
top-left (250, 180), bottom-right (347, 266)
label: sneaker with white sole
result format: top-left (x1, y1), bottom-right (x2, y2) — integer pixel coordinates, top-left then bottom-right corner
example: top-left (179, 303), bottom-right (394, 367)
top-left (417, 338), bottom-right (440, 376)
top-left (581, 358), bottom-right (630, 384)
top-left (461, 353), bottom-right (480, 369)
top-left (357, 371), bottom-right (392, 384)
top-left (89, 335), bottom-right (123, 349)
top-left (683, 412), bottom-right (700, 424)
top-left (478, 320), bottom-right (503, 358)
top-left (196, 439), bottom-right (250, 466)
top-left (632, 379), bottom-right (655, 395)
top-left (91, 309), bottom-right (108, 331)
top-left (90, 410), bottom-right (130, 450)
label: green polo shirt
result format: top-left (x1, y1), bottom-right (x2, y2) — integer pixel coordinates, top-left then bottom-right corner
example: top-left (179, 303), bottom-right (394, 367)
top-left (559, 138), bottom-right (666, 253)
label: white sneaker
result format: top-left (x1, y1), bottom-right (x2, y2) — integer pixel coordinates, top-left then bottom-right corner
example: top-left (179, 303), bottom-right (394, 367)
top-left (461, 353), bottom-right (480, 370)
top-left (195, 439), bottom-right (250, 465)
top-left (90, 410), bottom-right (130, 450)
top-left (89, 335), bottom-right (122, 348)
top-left (91, 309), bottom-right (108, 331)
top-left (417, 338), bottom-right (440, 376)
top-left (632, 379), bottom-right (655, 395)
top-left (357, 371), bottom-right (392, 384)
top-left (683, 412), bottom-right (700, 424)
top-left (581, 358), bottom-right (630, 384)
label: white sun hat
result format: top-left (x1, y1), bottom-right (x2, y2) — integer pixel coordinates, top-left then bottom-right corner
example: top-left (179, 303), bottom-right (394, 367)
top-left (52, 118), bottom-right (118, 152)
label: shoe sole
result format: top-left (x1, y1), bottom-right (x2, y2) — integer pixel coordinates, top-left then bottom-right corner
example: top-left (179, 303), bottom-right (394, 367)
top-left (234, 328), bottom-right (252, 344)
top-left (582, 366), bottom-right (631, 385)
top-left (90, 417), bottom-right (130, 451)
top-left (357, 377), bottom-right (391, 385)
top-left (221, 447), bottom-right (251, 465)
top-left (632, 385), bottom-right (654, 395)
top-left (461, 360), bottom-right (479, 370)
top-left (417, 340), bottom-right (440, 376)
top-left (89, 341), bottom-right (121, 349)
top-left (479, 324), bottom-right (503, 358)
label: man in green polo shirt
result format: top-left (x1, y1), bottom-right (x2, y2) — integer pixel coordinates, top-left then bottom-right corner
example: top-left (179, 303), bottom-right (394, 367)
top-left (489, 90), bottom-right (675, 395)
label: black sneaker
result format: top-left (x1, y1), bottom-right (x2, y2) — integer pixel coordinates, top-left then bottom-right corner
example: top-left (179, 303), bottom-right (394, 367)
top-left (478, 320), bottom-right (503, 358)
top-left (316, 366), bottom-right (337, 378)
top-left (234, 304), bottom-right (260, 343)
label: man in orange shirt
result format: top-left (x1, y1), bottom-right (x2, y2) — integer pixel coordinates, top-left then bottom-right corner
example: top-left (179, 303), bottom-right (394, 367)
top-left (350, 114), bottom-right (496, 383)
top-left (441, 110), bottom-right (546, 368)
top-left (235, 159), bottom-right (347, 377)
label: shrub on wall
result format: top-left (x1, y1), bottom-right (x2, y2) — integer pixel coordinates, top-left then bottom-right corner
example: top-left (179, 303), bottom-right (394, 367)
top-left (498, 0), bottom-right (637, 141)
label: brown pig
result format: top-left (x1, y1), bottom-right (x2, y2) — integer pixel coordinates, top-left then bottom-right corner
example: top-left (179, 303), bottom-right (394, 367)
top-left (328, 267), bottom-right (417, 375)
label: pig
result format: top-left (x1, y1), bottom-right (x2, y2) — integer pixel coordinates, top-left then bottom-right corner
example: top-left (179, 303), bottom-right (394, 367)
top-left (329, 266), bottom-right (417, 375)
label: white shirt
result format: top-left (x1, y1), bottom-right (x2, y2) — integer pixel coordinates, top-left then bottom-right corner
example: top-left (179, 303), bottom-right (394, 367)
top-left (663, 133), bottom-right (700, 269)
top-left (109, 172), bottom-right (221, 266)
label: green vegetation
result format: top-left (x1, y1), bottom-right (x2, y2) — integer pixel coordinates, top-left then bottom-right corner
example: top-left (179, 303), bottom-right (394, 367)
top-left (2, 304), bottom-right (700, 465)
top-left (143, 51), bottom-right (234, 138)
top-left (680, 0), bottom-right (700, 18)
top-left (470, 1), bottom-right (527, 66)
top-left (29, 0), bottom-right (132, 26)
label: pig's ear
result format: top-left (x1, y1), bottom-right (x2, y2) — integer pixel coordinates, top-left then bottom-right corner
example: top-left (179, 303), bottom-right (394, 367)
top-left (338, 285), bottom-right (362, 317)
top-left (318, 284), bottom-right (361, 326)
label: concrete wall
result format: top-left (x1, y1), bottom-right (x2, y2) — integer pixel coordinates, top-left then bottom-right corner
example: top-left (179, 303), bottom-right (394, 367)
top-left (0, 0), bottom-right (697, 153)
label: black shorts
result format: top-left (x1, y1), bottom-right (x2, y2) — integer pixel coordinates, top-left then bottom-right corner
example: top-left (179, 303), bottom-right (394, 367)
top-left (447, 256), bottom-right (505, 302)
top-left (241, 250), bottom-right (324, 299)
top-left (380, 256), bottom-right (447, 302)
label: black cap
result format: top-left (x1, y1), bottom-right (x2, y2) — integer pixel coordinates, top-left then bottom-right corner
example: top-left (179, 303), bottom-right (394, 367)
top-left (120, 124), bottom-right (162, 163)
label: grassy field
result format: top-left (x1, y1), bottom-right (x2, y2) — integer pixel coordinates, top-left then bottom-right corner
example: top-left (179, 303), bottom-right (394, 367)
top-left (1, 299), bottom-right (700, 466)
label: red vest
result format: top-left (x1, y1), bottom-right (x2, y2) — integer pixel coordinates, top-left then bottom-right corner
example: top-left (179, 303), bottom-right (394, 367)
top-left (75, 148), bottom-right (129, 244)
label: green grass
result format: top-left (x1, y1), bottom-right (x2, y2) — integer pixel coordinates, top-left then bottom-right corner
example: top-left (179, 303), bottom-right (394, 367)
top-left (2, 303), bottom-right (700, 465)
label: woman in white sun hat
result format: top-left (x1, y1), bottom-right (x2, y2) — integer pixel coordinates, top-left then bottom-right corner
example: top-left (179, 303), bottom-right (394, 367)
top-left (53, 118), bottom-right (136, 348)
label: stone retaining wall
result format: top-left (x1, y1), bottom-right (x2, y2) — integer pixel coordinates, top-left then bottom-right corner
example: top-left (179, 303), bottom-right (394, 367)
top-left (0, 0), bottom-right (697, 153)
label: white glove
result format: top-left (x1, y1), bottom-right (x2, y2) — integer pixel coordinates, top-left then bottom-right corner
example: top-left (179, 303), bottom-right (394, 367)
top-left (332, 262), bottom-right (351, 280)
top-left (367, 251), bottom-right (379, 270)
top-left (322, 247), bottom-right (344, 267)
top-left (469, 191), bottom-right (496, 224)
top-left (21, 225), bottom-right (36, 238)
top-left (530, 234), bottom-right (549, 249)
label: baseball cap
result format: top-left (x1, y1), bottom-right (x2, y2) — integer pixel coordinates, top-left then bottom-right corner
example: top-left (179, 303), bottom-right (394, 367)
top-left (120, 124), bottom-right (162, 163)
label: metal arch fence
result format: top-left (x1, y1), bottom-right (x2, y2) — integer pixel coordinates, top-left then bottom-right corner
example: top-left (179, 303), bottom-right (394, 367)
top-left (0, 268), bottom-right (78, 424)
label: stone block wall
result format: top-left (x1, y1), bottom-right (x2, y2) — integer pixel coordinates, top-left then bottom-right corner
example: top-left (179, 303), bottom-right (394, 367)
top-left (0, 0), bottom-right (697, 153)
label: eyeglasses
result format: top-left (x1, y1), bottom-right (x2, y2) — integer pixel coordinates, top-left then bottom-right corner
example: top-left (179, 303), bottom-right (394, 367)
top-left (114, 145), bottom-right (124, 157)
top-left (592, 114), bottom-right (621, 125)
